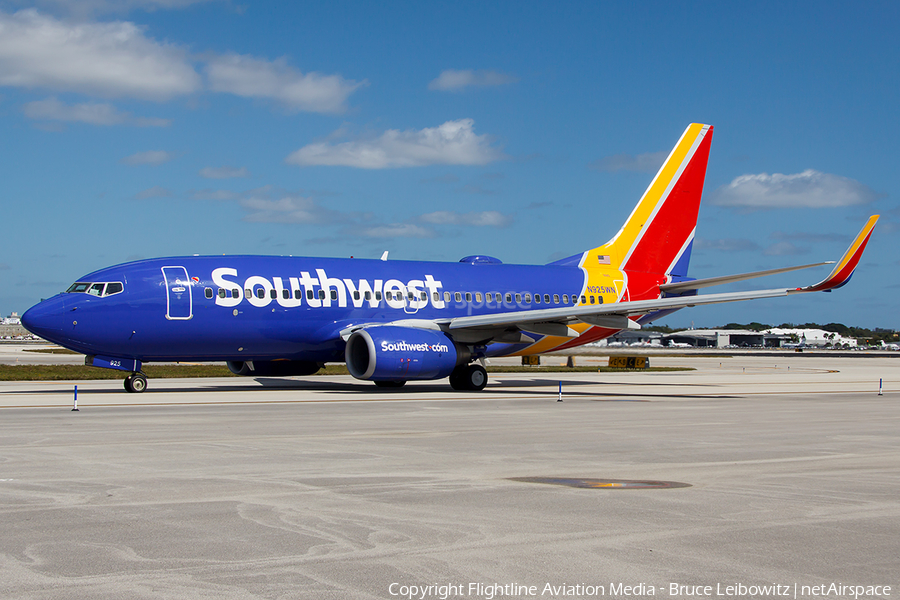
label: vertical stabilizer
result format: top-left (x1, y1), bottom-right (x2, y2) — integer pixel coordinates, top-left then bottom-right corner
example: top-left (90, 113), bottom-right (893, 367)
top-left (588, 123), bottom-right (713, 278)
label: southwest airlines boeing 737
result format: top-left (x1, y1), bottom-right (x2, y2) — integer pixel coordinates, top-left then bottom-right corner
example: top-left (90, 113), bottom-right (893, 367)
top-left (22, 124), bottom-right (879, 393)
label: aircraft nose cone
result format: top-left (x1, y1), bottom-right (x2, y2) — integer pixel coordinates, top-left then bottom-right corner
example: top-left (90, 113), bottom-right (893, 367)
top-left (21, 298), bottom-right (67, 341)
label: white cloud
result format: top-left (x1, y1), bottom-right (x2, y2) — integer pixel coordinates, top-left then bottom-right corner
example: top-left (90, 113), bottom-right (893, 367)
top-left (764, 241), bottom-right (810, 256)
top-left (199, 165), bottom-right (249, 179)
top-left (190, 188), bottom-right (240, 200)
top-left (589, 151), bottom-right (667, 173)
top-left (286, 119), bottom-right (504, 169)
top-left (420, 173), bottom-right (460, 184)
top-left (134, 185), bottom-right (172, 199)
top-left (23, 97), bottom-right (171, 126)
top-left (428, 69), bottom-right (517, 92)
top-left (239, 193), bottom-right (348, 224)
top-left (711, 169), bottom-right (880, 209)
top-left (457, 184), bottom-right (496, 195)
top-left (358, 223), bottom-right (435, 238)
top-left (32, 0), bottom-right (219, 17)
top-left (0, 9), bottom-right (200, 100)
top-left (121, 150), bottom-right (173, 165)
top-left (420, 210), bottom-right (512, 227)
top-left (769, 231), bottom-right (851, 244)
top-left (205, 53), bottom-right (364, 113)
top-left (694, 238), bottom-right (761, 252)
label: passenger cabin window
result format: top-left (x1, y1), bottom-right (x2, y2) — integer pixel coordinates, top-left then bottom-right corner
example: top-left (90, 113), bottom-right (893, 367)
top-left (318, 290), bottom-right (325, 300)
top-left (444, 292), bottom-right (451, 302)
top-left (270, 289), bottom-right (277, 299)
top-left (365, 291), bottom-right (372, 300)
top-left (553, 294), bottom-right (560, 304)
top-left (465, 292), bottom-right (472, 302)
top-left (353, 291), bottom-right (361, 301)
top-left (475, 292), bottom-right (483, 302)
top-left (454, 292), bottom-right (462, 302)
top-left (563, 294), bottom-right (569, 304)
top-left (232, 289), bottom-right (239, 298)
top-left (331, 290), bottom-right (338, 301)
top-left (515, 293), bottom-right (522, 303)
top-left (534, 294), bottom-right (541, 304)
top-left (307, 290), bottom-right (314, 300)
top-left (544, 294), bottom-right (551, 303)
top-left (256, 289), bottom-right (265, 299)
top-left (580, 295), bottom-right (586, 304)
top-left (205, 287), bottom-right (214, 299)
top-left (294, 290), bottom-right (302, 299)
top-left (505, 293), bottom-right (512, 303)
top-left (282, 289), bottom-right (290, 299)
top-left (486, 293), bottom-right (493, 302)
top-left (218, 289), bottom-right (226, 299)
top-left (524, 293), bottom-right (531, 303)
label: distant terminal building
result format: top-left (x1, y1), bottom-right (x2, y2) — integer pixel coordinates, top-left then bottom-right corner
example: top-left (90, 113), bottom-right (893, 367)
top-left (2, 312), bottom-right (21, 325)
top-left (662, 329), bottom-right (790, 348)
top-left (764, 328), bottom-right (857, 348)
top-left (1, 312), bottom-right (30, 339)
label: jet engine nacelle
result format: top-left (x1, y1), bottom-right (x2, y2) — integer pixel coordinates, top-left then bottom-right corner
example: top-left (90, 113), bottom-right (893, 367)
top-left (226, 360), bottom-right (322, 377)
top-left (345, 326), bottom-right (468, 381)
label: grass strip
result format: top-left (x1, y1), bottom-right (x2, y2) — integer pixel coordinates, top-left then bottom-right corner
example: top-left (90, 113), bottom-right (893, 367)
top-left (0, 363), bottom-right (691, 381)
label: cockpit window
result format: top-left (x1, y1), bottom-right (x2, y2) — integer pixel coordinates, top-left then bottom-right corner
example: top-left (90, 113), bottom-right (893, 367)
top-left (66, 281), bottom-right (124, 297)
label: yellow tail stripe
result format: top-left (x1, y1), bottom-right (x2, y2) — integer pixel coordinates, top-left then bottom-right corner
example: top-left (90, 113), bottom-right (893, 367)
top-left (603, 123), bottom-right (707, 259)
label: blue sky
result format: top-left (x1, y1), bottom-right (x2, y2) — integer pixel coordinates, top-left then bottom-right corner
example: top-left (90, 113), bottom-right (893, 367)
top-left (1, 1), bottom-right (897, 329)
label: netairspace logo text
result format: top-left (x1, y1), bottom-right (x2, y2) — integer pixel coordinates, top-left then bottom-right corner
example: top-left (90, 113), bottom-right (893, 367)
top-left (387, 581), bottom-right (893, 600)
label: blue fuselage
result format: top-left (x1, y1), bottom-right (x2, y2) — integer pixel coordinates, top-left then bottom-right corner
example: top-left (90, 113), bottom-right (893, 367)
top-left (23, 255), bottom-right (587, 363)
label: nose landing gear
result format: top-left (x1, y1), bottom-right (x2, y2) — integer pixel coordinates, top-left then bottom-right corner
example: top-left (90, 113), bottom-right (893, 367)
top-left (124, 372), bottom-right (148, 393)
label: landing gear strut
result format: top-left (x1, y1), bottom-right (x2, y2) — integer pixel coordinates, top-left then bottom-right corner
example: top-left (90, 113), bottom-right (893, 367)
top-left (124, 372), bottom-right (148, 393)
top-left (449, 364), bottom-right (487, 391)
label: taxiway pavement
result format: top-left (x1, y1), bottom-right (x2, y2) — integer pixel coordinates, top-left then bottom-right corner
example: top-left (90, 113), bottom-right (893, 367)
top-left (0, 356), bottom-right (897, 599)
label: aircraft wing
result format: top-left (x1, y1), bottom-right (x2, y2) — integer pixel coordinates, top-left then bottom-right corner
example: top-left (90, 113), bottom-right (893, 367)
top-left (444, 214), bottom-right (879, 343)
top-left (661, 215), bottom-right (879, 294)
top-left (659, 262), bottom-right (833, 293)
top-left (442, 288), bottom-right (789, 339)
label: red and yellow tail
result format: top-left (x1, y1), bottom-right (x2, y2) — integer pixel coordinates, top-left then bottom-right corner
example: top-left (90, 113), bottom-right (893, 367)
top-left (578, 123), bottom-right (713, 302)
top-left (596, 123), bottom-right (712, 277)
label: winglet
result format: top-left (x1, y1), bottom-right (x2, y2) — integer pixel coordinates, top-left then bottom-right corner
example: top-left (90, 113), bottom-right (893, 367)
top-left (795, 215), bottom-right (879, 293)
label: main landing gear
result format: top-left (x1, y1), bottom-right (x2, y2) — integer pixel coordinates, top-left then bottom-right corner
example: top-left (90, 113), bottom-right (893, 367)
top-left (449, 364), bottom-right (487, 391)
top-left (124, 372), bottom-right (148, 393)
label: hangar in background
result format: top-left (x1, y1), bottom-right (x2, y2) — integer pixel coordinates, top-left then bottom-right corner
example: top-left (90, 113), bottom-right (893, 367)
top-left (663, 330), bottom-right (790, 348)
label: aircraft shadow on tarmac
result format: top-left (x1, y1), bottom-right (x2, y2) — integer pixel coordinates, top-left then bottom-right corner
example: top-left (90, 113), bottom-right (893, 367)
top-left (1, 376), bottom-right (738, 401)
